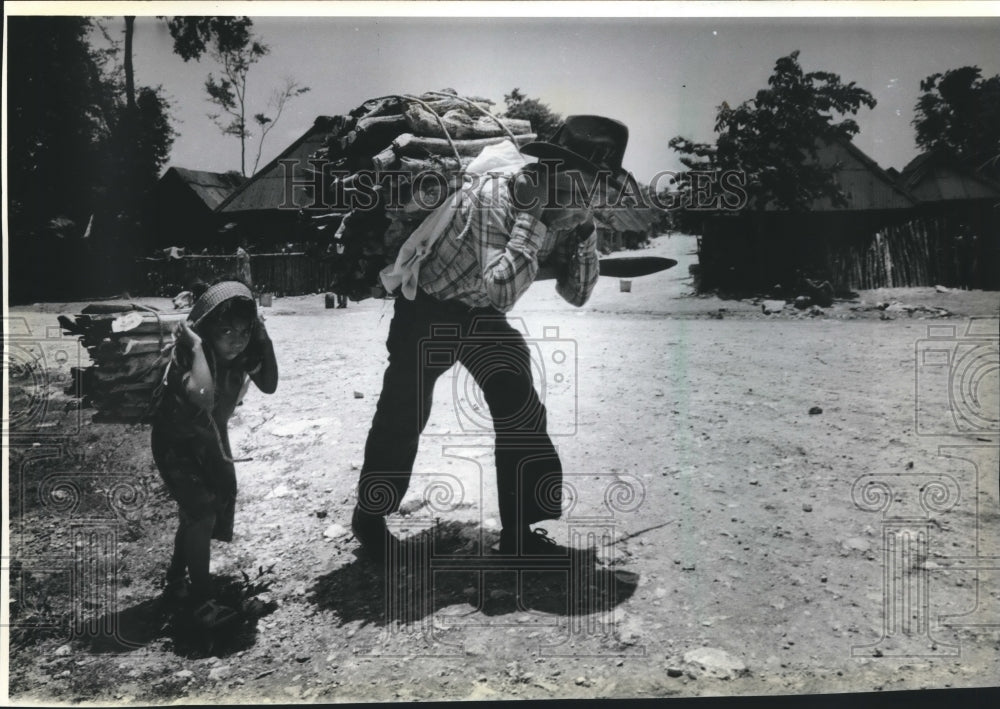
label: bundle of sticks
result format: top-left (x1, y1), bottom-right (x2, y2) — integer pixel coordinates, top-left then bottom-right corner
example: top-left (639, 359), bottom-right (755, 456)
top-left (59, 303), bottom-right (185, 423)
top-left (308, 89), bottom-right (536, 301)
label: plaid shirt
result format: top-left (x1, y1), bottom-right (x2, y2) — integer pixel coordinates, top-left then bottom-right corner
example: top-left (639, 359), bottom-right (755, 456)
top-left (419, 174), bottom-right (599, 312)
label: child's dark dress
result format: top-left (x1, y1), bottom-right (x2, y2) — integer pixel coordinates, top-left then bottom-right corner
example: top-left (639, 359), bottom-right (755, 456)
top-left (151, 343), bottom-right (249, 542)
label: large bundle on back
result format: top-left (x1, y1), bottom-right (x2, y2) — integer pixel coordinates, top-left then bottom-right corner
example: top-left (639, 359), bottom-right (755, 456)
top-left (59, 304), bottom-right (185, 423)
top-left (308, 90), bottom-right (536, 301)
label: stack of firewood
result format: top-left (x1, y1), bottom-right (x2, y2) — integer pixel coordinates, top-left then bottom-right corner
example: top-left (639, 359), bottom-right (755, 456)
top-left (308, 89), bottom-right (536, 300)
top-left (59, 304), bottom-right (186, 423)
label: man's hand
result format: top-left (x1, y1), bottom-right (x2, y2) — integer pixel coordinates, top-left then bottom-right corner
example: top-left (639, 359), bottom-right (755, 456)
top-left (572, 215), bottom-right (596, 243)
top-left (546, 210), bottom-right (595, 240)
top-left (511, 172), bottom-right (545, 220)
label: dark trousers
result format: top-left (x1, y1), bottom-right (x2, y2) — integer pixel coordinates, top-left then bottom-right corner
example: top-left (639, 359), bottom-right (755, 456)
top-left (358, 290), bottom-right (562, 530)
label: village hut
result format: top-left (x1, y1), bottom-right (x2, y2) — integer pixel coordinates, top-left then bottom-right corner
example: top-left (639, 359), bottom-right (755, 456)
top-left (214, 115), bottom-right (343, 251)
top-left (144, 116), bottom-right (348, 297)
top-left (152, 167), bottom-right (245, 248)
top-left (698, 137), bottom-right (925, 294)
top-left (899, 151), bottom-right (1000, 289)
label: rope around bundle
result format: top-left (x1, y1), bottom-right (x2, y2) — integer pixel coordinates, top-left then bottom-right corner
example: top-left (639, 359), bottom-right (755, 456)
top-left (316, 91), bottom-right (537, 301)
top-left (362, 92), bottom-right (523, 165)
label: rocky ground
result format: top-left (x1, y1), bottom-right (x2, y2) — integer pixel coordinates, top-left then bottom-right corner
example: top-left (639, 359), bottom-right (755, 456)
top-left (5, 234), bottom-right (999, 703)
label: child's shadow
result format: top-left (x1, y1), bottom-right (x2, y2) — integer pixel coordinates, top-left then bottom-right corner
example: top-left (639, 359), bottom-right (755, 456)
top-left (310, 521), bottom-right (639, 626)
top-left (77, 572), bottom-right (278, 659)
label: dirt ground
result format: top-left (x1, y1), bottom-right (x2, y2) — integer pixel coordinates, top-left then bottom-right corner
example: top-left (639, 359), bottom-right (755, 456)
top-left (4, 233), bottom-right (999, 703)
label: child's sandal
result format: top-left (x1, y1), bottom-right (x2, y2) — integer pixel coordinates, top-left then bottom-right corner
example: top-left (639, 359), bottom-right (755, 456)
top-left (163, 578), bottom-right (191, 605)
top-left (240, 597), bottom-right (268, 617)
top-left (192, 599), bottom-right (238, 629)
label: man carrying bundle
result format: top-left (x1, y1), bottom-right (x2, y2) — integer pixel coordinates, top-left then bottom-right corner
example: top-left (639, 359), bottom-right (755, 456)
top-left (352, 116), bottom-right (637, 561)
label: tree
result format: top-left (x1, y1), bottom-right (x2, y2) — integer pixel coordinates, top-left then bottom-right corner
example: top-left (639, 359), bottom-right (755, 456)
top-left (8, 18), bottom-right (107, 237)
top-left (7, 17), bottom-right (116, 301)
top-left (913, 66), bottom-right (1000, 177)
top-left (87, 18), bottom-right (176, 288)
top-left (6, 16), bottom-right (175, 302)
top-left (166, 17), bottom-right (309, 177)
top-left (124, 16), bottom-right (136, 110)
top-left (670, 51), bottom-right (876, 212)
top-left (502, 88), bottom-right (563, 141)
top-left (251, 77), bottom-right (310, 174)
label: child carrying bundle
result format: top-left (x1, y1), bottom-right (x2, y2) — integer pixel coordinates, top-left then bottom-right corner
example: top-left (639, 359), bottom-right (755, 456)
top-left (150, 279), bottom-right (278, 629)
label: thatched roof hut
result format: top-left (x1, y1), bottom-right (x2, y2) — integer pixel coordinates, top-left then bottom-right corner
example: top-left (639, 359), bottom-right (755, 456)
top-left (897, 152), bottom-right (1000, 289)
top-left (214, 117), bottom-right (340, 250)
top-left (699, 139), bottom-right (1000, 292)
top-left (900, 152), bottom-right (1000, 204)
top-left (808, 138), bottom-right (917, 211)
top-left (699, 137), bottom-right (923, 293)
top-left (217, 117), bottom-right (338, 215)
top-left (152, 167), bottom-right (245, 248)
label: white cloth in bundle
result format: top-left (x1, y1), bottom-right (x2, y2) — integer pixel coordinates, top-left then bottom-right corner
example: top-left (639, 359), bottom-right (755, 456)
top-left (379, 140), bottom-right (529, 300)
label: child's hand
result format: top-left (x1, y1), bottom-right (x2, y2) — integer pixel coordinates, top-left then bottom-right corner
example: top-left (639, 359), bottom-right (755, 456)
top-left (177, 321), bottom-right (202, 350)
top-left (252, 313), bottom-right (270, 345)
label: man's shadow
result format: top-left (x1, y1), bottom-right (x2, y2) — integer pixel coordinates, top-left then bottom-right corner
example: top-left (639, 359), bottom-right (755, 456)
top-left (310, 521), bottom-right (639, 626)
top-left (76, 572), bottom-right (278, 659)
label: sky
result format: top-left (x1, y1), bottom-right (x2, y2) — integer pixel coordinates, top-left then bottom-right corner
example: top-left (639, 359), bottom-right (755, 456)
top-left (45, 6), bottom-right (1000, 183)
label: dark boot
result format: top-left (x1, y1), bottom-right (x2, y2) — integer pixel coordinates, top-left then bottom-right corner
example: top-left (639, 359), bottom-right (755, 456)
top-left (351, 506), bottom-right (399, 562)
top-left (496, 527), bottom-right (568, 557)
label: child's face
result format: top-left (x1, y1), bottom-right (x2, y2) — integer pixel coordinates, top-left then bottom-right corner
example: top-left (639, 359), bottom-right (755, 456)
top-left (207, 316), bottom-right (252, 362)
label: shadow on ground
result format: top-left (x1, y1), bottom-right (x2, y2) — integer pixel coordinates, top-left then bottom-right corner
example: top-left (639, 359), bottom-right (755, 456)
top-left (310, 521), bottom-right (639, 626)
top-left (76, 572), bottom-right (278, 659)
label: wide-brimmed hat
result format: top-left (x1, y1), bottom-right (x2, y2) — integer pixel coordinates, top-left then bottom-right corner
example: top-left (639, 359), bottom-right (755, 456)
top-left (188, 281), bottom-right (254, 327)
top-left (520, 115), bottom-right (636, 192)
